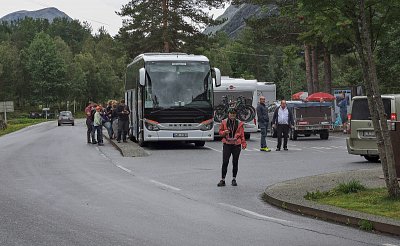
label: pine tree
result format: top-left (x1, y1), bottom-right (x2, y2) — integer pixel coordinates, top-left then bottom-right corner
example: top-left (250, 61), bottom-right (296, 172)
top-left (116, 0), bottom-right (225, 56)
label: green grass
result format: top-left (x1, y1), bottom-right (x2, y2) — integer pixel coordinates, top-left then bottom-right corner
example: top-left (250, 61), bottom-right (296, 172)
top-left (317, 188), bottom-right (400, 220)
top-left (305, 180), bottom-right (400, 220)
top-left (0, 118), bottom-right (48, 137)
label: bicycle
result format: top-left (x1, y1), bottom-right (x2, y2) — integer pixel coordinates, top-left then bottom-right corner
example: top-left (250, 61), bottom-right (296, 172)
top-left (214, 95), bottom-right (256, 123)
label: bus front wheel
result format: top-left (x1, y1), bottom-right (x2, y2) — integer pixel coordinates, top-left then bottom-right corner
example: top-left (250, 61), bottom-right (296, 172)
top-left (194, 141), bottom-right (205, 147)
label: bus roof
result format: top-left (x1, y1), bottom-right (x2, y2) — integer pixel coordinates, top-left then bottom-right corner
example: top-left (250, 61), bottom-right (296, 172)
top-left (130, 53), bottom-right (209, 65)
top-left (214, 77), bottom-right (258, 92)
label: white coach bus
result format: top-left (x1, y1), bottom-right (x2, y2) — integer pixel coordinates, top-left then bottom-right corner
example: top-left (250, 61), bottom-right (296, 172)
top-left (125, 53), bottom-right (221, 147)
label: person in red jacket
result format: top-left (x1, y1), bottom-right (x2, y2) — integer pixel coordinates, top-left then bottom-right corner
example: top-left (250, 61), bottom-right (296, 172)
top-left (217, 107), bottom-right (247, 187)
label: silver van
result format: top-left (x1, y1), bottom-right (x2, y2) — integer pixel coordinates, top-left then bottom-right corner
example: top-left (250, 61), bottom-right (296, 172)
top-left (346, 94), bottom-right (400, 162)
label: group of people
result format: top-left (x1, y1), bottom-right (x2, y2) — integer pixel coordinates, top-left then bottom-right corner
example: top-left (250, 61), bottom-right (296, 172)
top-left (217, 96), bottom-right (293, 187)
top-left (85, 99), bottom-right (131, 146)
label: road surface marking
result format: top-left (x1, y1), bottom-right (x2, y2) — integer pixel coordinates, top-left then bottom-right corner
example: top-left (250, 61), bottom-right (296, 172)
top-left (382, 244), bottom-right (399, 246)
top-left (116, 165), bottom-right (132, 173)
top-left (204, 146), bottom-right (222, 153)
top-left (150, 180), bottom-right (181, 191)
top-left (218, 203), bottom-right (290, 223)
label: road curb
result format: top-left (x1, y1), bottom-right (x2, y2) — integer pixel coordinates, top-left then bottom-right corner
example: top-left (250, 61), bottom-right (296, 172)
top-left (263, 179), bottom-right (400, 236)
top-left (104, 134), bottom-right (150, 157)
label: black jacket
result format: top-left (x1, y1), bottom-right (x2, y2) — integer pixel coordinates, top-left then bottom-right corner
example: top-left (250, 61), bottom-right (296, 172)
top-left (256, 103), bottom-right (269, 126)
top-left (116, 104), bottom-right (130, 121)
top-left (272, 106), bottom-right (294, 126)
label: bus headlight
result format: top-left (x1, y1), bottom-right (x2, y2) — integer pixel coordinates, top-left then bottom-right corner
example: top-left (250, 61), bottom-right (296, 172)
top-left (145, 119), bottom-right (160, 131)
top-left (199, 119), bottom-right (213, 131)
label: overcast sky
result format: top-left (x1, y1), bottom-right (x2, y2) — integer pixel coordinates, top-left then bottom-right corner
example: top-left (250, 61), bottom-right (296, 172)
top-left (0, 0), bottom-right (228, 36)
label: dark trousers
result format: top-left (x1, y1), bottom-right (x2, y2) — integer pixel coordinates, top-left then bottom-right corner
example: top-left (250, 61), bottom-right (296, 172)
top-left (86, 118), bottom-right (95, 143)
top-left (117, 119), bottom-right (129, 141)
top-left (94, 125), bottom-right (103, 143)
top-left (221, 144), bottom-right (241, 179)
top-left (277, 124), bottom-right (290, 149)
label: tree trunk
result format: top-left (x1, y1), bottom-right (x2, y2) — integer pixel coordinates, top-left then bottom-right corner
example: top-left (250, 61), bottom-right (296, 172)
top-left (357, 0), bottom-right (400, 197)
top-left (311, 46), bottom-right (319, 92)
top-left (162, 0), bottom-right (170, 52)
top-left (304, 44), bottom-right (313, 94)
top-left (0, 114), bottom-right (6, 130)
top-left (323, 45), bottom-right (332, 93)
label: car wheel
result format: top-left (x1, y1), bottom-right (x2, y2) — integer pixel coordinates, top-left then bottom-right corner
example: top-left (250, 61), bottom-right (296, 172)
top-left (319, 131), bottom-right (329, 140)
top-left (244, 133), bottom-right (251, 140)
top-left (364, 155), bottom-right (380, 163)
top-left (72, 123), bottom-right (74, 126)
top-left (58, 122), bottom-right (61, 126)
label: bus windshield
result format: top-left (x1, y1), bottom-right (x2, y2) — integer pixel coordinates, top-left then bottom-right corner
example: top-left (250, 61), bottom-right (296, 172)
top-left (145, 61), bottom-right (212, 109)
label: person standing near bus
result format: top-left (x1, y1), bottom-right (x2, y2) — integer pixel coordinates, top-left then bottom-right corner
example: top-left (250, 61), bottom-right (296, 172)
top-left (272, 99), bottom-right (294, 151)
top-left (85, 101), bottom-right (96, 144)
top-left (116, 99), bottom-right (130, 143)
top-left (217, 108), bottom-right (247, 187)
top-left (256, 96), bottom-right (271, 152)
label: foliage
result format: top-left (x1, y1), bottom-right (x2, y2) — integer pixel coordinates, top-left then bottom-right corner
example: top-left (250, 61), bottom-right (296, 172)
top-left (335, 180), bottom-right (366, 194)
top-left (116, 0), bottom-right (226, 57)
top-left (0, 17), bottom-right (126, 111)
top-left (358, 220), bottom-right (373, 231)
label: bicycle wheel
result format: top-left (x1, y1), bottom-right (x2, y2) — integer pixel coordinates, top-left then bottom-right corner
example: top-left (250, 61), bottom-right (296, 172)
top-left (237, 106), bottom-right (255, 122)
top-left (214, 106), bottom-right (227, 122)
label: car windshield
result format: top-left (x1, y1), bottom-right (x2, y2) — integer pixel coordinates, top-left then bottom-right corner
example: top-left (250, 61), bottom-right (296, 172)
top-left (352, 98), bottom-right (391, 120)
top-left (145, 61), bottom-right (212, 109)
top-left (60, 112), bottom-right (71, 117)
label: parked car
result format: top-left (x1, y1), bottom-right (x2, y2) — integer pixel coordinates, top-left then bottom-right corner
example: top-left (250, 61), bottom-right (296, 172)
top-left (58, 111), bottom-right (74, 126)
top-left (346, 94), bottom-right (400, 162)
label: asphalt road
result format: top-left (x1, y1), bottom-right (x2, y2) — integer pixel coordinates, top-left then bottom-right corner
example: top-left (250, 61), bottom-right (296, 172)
top-left (0, 120), bottom-right (399, 246)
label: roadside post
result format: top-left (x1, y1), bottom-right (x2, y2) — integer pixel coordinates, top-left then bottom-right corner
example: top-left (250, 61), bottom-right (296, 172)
top-left (389, 121), bottom-right (400, 178)
top-left (0, 101), bottom-right (14, 124)
top-left (43, 108), bottom-right (50, 120)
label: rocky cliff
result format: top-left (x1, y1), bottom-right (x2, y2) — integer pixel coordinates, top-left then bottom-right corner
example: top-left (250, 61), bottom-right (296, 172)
top-left (204, 4), bottom-right (278, 38)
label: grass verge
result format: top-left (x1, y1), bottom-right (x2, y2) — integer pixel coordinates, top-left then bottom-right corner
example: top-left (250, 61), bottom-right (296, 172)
top-left (0, 118), bottom-right (48, 137)
top-left (305, 180), bottom-right (400, 221)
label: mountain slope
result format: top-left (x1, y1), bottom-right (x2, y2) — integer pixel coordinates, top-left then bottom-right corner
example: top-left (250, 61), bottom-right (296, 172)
top-left (204, 4), bottom-right (278, 38)
top-left (0, 7), bottom-right (72, 22)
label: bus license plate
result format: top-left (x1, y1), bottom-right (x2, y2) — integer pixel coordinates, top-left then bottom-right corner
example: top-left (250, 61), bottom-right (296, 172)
top-left (173, 133), bottom-right (188, 137)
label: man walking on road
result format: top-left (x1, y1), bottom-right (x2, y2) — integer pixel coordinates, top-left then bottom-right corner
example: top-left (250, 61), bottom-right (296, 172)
top-left (256, 96), bottom-right (271, 152)
top-left (272, 99), bottom-right (294, 151)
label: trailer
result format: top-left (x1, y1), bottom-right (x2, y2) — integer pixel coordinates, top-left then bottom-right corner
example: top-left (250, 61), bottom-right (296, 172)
top-left (213, 77), bottom-right (258, 139)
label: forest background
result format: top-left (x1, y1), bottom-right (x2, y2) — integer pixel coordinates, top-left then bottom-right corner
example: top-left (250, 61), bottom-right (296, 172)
top-left (0, 0), bottom-right (399, 112)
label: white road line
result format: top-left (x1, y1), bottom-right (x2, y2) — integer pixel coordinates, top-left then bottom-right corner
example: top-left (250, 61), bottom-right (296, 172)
top-left (218, 203), bottom-right (290, 223)
top-left (116, 165), bottom-right (132, 173)
top-left (382, 244), bottom-right (399, 246)
top-left (150, 180), bottom-right (181, 191)
top-left (204, 146), bottom-right (222, 153)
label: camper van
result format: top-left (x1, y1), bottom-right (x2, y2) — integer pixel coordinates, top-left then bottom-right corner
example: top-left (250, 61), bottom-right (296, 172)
top-left (346, 94), bottom-right (400, 162)
top-left (257, 82), bottom-right (276, 106)
top-left (214, 77), bottom-right (258, 139)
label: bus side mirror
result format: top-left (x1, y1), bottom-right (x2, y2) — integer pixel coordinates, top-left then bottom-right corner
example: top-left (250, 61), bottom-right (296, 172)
top-left (139, 68), bottom-right (146, 86)
top-left (212, 68), bottom-right (221, 87)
